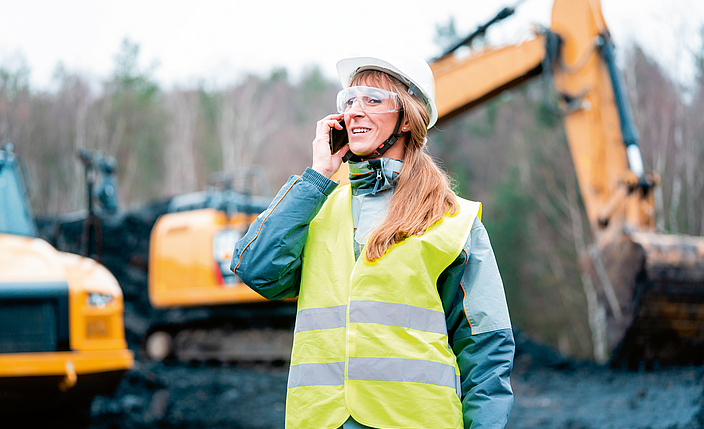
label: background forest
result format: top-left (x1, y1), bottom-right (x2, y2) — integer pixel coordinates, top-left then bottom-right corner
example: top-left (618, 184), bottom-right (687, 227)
top-left (2, 33), bottom-right (703, 360)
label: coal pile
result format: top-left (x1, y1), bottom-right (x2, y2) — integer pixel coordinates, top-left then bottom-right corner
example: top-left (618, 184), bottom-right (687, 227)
top-left (508, 364), bottom-right (704, 429)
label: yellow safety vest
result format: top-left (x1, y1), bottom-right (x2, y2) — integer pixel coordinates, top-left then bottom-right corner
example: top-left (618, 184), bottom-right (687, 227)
top-left (286, 185), bottom-right (481, 429)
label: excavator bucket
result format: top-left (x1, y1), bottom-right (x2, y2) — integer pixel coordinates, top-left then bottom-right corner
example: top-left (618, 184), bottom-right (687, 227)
top-left (597, 232), bottom-right (704, 367)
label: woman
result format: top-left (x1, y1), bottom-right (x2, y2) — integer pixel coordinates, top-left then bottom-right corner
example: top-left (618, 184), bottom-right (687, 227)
top-left (231, 48), bottom-right (514, 429)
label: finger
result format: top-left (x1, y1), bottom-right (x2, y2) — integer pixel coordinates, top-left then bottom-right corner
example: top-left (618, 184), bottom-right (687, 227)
top-left (318, 114), bottom-right (344, 127)
top-left (316, 120), bottom-right (337, 135)
top-left (324, 117), bottom-right (344, 129)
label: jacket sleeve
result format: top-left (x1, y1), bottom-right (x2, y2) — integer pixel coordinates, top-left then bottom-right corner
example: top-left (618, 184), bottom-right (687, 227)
top-left (439, 218), bottom-right (514, 429)
top-left (230, 168), bottom-right (338, 300)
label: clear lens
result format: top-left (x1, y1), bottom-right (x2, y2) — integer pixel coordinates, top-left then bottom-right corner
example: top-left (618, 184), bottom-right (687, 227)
top-left (336, 86), bottom-right (400, 114)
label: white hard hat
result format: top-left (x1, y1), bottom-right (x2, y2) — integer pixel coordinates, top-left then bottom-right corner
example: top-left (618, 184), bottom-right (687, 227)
top-left (336, 47), bottom-right (438, 129)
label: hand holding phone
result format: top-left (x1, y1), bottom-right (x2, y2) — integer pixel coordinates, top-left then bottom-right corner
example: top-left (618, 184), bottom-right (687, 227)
top-left (329, 120), bottom-right (348, 155)
top-left (312, 115), bottom-right (347, 178)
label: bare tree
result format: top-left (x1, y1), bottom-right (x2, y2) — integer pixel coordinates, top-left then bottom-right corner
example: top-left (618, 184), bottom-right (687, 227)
top-left (163, 90), bottom-right (200, 196)
top-left (218, 76), bottom-right (281, 174)
top-left (627, 44), bottom-right (704, 236)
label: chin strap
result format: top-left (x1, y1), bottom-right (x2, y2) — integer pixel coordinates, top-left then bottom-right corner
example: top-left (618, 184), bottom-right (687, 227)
top-left (343, 112), bottom-right (408, 163)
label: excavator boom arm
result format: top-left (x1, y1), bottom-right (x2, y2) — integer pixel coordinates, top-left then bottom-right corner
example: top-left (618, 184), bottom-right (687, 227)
top-left (432, 36), bottom-right (546, 122)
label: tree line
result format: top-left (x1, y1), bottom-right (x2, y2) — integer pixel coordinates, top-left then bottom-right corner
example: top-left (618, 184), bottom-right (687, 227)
top-left (1, 37), bottom-right (702, 358)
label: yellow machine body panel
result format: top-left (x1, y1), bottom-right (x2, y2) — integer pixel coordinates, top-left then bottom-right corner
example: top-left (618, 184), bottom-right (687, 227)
top-left (148, 208), bottom-right (269, 308)
top-left (0, 350), bottom-right (133, 378)
top-left (0, 233), bottom-right (133, 389)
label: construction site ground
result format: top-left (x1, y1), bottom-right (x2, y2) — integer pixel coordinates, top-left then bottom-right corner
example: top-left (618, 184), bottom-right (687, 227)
top-left (23, 211), bottom-right (704, 429)
top-left (8, 329), bottom-right (701, 429)
top-left (94, 338), bottom-right (704, 429)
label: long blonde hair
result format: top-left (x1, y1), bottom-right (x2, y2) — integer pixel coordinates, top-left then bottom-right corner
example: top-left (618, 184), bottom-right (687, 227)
top-left (350, 70), bottom-right (458, 262)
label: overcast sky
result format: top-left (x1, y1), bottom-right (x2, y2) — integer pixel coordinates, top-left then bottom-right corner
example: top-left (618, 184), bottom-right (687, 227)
top-left (1, 0), bottom-right (703, 91)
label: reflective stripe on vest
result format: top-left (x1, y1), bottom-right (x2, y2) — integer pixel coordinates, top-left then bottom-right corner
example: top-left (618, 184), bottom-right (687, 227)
top-left (286, 185), bottom-right (481, 429)
top-left (287, 357), bottom-right (457, 390)
top-left (349, 300), bottom-right (448, 336)
top-left (287, 361), bottom-right (345, 388)
top-left (349, 357), bottom-right (457, 389)
top-left (294, 305), bottom-right (347, 333)
top-left (294, 301), bottom-right (447, 336)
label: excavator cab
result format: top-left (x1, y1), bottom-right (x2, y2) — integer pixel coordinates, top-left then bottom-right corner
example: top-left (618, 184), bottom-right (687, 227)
top-left (0, 143), bottom-right (36, 238)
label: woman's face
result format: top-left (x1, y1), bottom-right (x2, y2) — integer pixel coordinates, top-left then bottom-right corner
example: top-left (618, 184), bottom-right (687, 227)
top-left (343, 84), bottom-right (407, 159)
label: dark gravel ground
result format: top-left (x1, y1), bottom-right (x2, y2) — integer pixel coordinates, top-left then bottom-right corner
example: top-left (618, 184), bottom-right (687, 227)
top-left (89, 361), bottom-right (289, 429)
top-left (508, 364), bottom-right (704, 429)
top-left (76, 331), bottom-right (704, 429)
top-left (7, 334), bottom-right (702, 429)
top-left (506, 330), bottom-right (704, 429)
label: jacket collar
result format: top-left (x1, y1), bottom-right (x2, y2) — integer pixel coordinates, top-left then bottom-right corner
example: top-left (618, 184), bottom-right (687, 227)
top-left (348, 159), bottom-right (403, 196)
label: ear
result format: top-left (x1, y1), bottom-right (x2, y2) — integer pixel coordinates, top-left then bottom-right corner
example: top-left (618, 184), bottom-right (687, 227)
top-left (400, 117), bottom-right (411, 133)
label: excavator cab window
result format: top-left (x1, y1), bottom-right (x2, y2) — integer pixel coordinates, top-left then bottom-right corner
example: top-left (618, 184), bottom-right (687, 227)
top-left (0, 150), bottom-right (36, 237)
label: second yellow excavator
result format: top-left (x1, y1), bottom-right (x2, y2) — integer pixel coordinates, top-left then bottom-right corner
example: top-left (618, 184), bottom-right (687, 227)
top-left (144, 172), bottom-right (296, 363)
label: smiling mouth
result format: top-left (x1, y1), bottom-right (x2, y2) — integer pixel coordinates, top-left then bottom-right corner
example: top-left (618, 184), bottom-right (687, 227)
top-left (352, 128), bottom-right (371, 134)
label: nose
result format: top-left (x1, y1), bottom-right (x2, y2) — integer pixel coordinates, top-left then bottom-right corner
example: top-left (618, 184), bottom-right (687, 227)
top-left (347, 98), bottom-right (366, 117)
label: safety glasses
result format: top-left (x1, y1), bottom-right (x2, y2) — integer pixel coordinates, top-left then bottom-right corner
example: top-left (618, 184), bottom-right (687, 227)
top-left (336, 86), bottom-right (400, 114)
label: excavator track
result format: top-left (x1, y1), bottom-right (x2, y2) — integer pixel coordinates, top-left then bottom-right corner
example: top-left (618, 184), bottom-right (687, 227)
top-left (146, 326), bottom-right (293, 365)
top-left (143, 302), bottom-right (296, 366)
top-left (174, 327), bottom-right (293, 363)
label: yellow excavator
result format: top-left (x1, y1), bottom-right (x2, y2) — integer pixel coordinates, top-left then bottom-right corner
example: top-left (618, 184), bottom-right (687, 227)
top-left (0, 143), bottom-right (133, 415)
top-left (144, 170), bottom-right (296, 363)
top-left (430, 0), bottom-right (704, 366)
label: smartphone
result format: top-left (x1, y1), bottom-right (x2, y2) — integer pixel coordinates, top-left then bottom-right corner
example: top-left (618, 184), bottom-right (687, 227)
top-left (329, 120), bottom-right (348, 154)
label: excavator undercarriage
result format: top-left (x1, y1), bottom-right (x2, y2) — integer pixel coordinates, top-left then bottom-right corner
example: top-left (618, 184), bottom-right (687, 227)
top-left (143, 302), bottom-right (296, 365)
